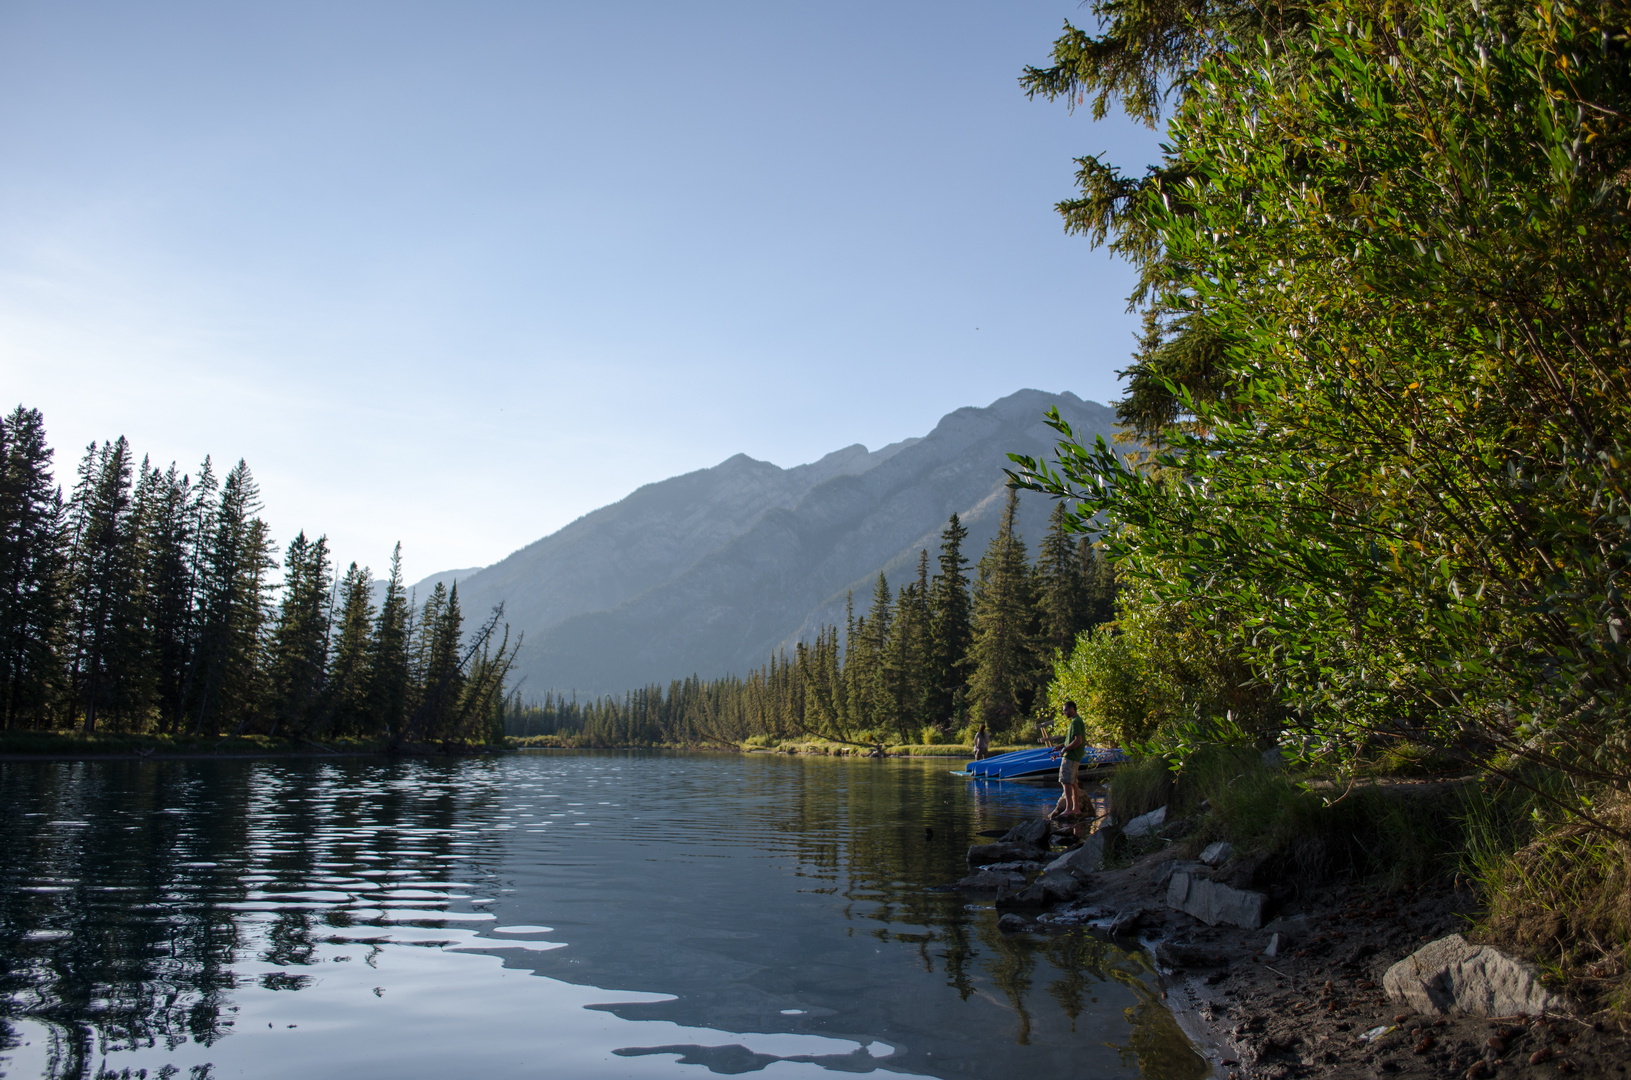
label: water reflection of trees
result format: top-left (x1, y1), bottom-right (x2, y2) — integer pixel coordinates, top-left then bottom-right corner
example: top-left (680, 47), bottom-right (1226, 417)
top-left (0, 759), bottom-right (504, 1080)
top-left (0, 754), bottom-right (1205, 1080)
top-left (779, 758), bottom-right (1203, 1074)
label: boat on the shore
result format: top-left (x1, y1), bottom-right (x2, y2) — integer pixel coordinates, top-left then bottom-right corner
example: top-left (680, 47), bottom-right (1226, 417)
top-left (961, 745), bottom-right (1128, 779)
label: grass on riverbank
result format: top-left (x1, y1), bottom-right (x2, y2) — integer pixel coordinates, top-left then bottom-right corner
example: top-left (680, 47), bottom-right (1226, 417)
top-left (0, 730), bottom-right (394, 757)
top-left (505, 734), bottom-right (1027, 758)
top-left (1107, 747), bottom-right (1631, 1022)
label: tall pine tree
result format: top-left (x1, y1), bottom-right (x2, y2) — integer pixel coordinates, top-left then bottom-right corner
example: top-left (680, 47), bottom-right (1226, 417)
top-left (968, 489), bottom-right (1041, 733)
top-left (926, 514), bottom-right (972, 726)
top-left (0, 407), bottom-right (67, 730)
top-left (135, 461), bottom-right (198, 733)
top-left (368, 543), bottom-right (411, 742)
top-left (1036, 500), bottom-right (1088, 657)
top-left (190, 460), bottom-right (275, 735)
top-left (64, 439), bottom-right (145, 733)
top-left (324, 561), bottom-right (375, 737)
top-left (265, 531), bottom-right (332, 737)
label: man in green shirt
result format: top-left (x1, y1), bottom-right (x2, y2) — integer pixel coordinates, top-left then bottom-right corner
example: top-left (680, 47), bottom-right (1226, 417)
top-left (1052, 700), bottom-right (1087, 819)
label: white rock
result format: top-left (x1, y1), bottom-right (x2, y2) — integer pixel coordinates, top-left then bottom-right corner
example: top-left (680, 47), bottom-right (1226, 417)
top-left (1382, 934), bottom-right (1568, 1017)
top-left (1263, 932), bottom-right (1280, 958)
top-left (1199, 840), bottom-right (1233, 866)
top-left (1165, 870), bottom-right (1265, 929)
top-left (1123, 805), bottom-right (1167, 838)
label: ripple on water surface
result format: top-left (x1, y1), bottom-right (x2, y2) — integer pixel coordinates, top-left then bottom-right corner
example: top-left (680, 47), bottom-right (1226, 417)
top-left (0, 752), bottom-right (1205, 1079)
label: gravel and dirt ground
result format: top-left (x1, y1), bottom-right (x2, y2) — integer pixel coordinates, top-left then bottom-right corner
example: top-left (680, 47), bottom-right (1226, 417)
top-left (967, 821), bottom-right (1630, 1080)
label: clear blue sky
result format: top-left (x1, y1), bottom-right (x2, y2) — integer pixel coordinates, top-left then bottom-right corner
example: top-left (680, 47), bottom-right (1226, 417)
top-left (1, 0), bottom-right (1162, 580)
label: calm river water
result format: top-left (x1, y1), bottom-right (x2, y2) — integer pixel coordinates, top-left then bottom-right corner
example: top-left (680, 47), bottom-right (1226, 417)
top-left (0, 751), bottom-right (1206, 1080)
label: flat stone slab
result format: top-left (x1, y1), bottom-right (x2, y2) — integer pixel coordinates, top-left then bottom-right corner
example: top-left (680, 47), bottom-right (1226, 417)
top-left (1166, 870), bottom-right (1265, 929)
top-left (952, 870), bottom-right (1026, 892)
top-left (967, 841), bottom-right (1044, 870)
top-left (1382, 934), bottom-right (1569, 1017)
top-left (1043, 827), bottom-right (1116, 878)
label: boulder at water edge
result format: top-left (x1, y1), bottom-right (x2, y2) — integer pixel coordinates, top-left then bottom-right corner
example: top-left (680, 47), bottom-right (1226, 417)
top-left (1383, 934), bottom-right (1569, 1017)
top-left (1043, 827), bottom-right (1117, 878)
top-left (1000, 818), bottom-right (1053, 849)
top-left (1166, 870), bottom-right (1266, 929)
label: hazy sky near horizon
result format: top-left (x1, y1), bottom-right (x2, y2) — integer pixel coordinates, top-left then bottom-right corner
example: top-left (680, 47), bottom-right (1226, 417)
top-left (2, 0), bottom-right (1162, 581)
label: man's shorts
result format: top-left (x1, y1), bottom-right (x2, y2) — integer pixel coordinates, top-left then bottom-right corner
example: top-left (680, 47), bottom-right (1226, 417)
top-left (1058, 757), bottom-right (1079, 785)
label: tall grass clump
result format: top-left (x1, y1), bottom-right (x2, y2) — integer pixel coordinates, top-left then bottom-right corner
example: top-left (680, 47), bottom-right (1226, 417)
top-left (1106, 755), bottom-right (1173, 822)
top-left (1465, 787), bottom-right (1631, 1020)
top-left (1145, 747), bottom-right (1466, 890)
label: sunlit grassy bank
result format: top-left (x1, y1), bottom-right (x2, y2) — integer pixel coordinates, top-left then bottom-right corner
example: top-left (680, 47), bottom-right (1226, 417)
top-left (505, 734), bottom-right (1028, 757)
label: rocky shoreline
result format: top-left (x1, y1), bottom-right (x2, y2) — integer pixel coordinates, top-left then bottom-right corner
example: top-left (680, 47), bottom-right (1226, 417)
top-left (952, 813), bottom-right (1629, 1079)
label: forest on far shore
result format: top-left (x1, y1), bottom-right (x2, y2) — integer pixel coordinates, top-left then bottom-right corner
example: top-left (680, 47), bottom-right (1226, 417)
top-left (0, 407), bottom-right (515, 747)
top-left (502, 490), bottom-right (1117, 749)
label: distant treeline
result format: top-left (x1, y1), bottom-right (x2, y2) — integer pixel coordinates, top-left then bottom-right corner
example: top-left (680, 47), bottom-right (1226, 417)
top-left (0, 406), bottom-right (515, 745)
top-left (503, 490), bottom-right (1114, 746)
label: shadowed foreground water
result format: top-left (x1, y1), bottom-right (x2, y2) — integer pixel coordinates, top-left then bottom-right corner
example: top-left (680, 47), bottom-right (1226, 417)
top-left (0, 751), bottom-right (1206, 1079)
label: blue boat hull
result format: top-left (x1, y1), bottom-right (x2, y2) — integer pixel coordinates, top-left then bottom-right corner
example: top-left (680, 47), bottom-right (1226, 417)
top-left (964, 745), bottom-right (1128, 779)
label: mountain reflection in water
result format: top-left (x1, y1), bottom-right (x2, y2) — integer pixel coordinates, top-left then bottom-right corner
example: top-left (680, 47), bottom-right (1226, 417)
top-left (0, 752), bottom-right (1206, 1079)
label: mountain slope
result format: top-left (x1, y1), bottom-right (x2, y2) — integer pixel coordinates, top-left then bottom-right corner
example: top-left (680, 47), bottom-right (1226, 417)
top-left (439, 389), bottom-right (1116, 696)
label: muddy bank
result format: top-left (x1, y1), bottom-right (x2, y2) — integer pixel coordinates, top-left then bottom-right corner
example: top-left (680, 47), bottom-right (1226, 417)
top-left (951, 815), bottom-right (1629, 1079)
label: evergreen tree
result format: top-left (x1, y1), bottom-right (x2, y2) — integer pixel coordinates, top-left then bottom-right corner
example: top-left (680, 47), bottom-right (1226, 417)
top-left (134, 462), bottom-right (197, 733)
top-left (1078, 537), bottom-right (1117, 630)
top-left (367, 543), bottom-right (411, 742)
top-left (968, 489), bottom-right (1041, 733)
top-left (410, 581), bottom-right (465, 743)
top-left (0, 407), bottom-right (67, 730)
top-left (265, 531), bottom-right (332, 737)
top-left (859, 572), bottom-right (892, 732)
top-left (323, 561), bottom-right (374, 736)
top-left (64, 439), bottom-right (145, 733)
top-left (883, 551), bottom-right (932, 742)
top-left (190, 460), bottom-right (274, 735)
top-left (1036, 500), bottom-right (1088, 657)
top-left (926, 514), bottom-right (972, 725)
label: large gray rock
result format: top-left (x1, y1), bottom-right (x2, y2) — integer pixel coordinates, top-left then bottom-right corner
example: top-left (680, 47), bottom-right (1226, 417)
top-left (1043, 827), bottom-right (1117, 878)
top-left (1000, 819), bottom-right (1053, 849)
top-left (1382, 934), bottom-right (1568, 1017)
top-left (1038, 871), bottom-right (1083, 903)
top-left (967, 841), bottom-right (1045, 870)
top-left (1123, 806), bottom-right (1167, 838)
top-left (1166, 870), bottom-right (1266, 929)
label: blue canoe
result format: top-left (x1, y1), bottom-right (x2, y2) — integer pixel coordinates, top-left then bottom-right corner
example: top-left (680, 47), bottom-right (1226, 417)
top-left (964, 745), bottom-right (1129, 779)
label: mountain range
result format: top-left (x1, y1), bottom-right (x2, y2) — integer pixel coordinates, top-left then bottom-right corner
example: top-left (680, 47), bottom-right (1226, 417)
top-left (392, 389), bottom-right (1118, 697)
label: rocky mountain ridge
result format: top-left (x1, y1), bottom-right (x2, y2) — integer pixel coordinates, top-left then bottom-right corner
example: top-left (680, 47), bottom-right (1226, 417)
top-left (396, 389), bottom-right (1116, 696)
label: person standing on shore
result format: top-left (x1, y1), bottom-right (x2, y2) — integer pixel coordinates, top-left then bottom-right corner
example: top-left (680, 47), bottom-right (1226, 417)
top-left (973, 725), bottom-right (989, 760)
top-left (1051, 700), bottom-right (1086, 819)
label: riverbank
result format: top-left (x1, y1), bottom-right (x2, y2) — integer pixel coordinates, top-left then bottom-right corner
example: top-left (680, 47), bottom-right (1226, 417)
top-left (955, 802), bottom-right (1631, 1079)
top-left (0, 730), bottom-right (505, 761)
top-left (506, 734), bottom-right (1023, 758)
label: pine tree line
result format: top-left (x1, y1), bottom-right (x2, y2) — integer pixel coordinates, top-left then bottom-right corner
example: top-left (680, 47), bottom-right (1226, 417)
top-left (0, 406), bottom-right (516, 745)
top-left (504, 490), bottom-right (1115, 746)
